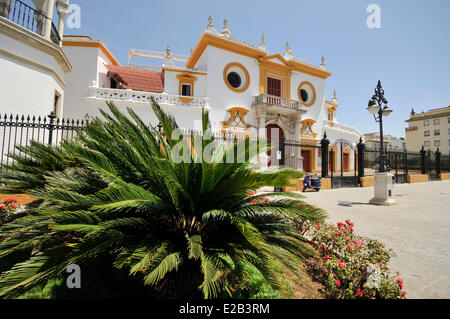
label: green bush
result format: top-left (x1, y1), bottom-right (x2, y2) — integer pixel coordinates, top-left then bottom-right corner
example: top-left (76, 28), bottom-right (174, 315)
top-left (301, 220), bottom-right (406, 299)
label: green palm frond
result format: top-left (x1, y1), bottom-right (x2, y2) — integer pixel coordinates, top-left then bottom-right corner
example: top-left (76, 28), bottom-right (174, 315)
top-left (0, 100), bottom-right (326, 299)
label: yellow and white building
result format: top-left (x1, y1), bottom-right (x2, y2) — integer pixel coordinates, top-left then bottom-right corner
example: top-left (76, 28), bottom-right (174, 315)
top-left (62, 17), bottom-right (362, 172)
top-left (406, 106), bottom-right (450, 154)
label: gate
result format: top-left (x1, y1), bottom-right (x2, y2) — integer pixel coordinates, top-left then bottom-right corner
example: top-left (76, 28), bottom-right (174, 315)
top-left (330, 139), bottom-right (358, 189)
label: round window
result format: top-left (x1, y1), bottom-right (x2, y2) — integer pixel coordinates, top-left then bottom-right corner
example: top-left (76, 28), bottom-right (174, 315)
top-left (300, 89), bottom-right (309, 103)
top-left (298, 82), bottom-right (316, 107)
top-left (223, 62), bottom-right (250, 93)
top-left (227, 72), bottom-right (242, 89)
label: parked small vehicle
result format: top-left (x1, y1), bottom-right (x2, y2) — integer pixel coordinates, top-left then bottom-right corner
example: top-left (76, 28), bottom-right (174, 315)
top-left (302, 174), bottom-right (322, 192)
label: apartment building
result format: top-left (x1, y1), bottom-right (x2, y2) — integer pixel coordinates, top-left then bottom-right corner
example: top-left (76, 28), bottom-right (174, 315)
top-left (405, 106), bottom-right (450, 154)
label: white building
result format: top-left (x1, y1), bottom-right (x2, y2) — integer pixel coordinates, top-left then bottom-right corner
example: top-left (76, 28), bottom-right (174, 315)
top-left (61, 17), bottom-right (362, 172)
top-left (0, 0), bottom-right (71, 117)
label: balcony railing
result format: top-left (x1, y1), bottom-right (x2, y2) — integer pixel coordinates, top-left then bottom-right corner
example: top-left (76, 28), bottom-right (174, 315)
top-left (253, 94), bottom-right (302, 111)
top-left (88, 87), bottom-right (210, 109)
top-left (406, 126), bottom-right (418, 132)
top-left (1, 0), bottom-right (61, 45)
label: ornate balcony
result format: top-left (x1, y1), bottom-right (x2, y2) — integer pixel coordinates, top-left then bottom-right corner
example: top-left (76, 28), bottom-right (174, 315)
top-left (86, 87), bottom-right (210, 110)
top-left (252, 94), bottom-right (304, 114)
top-left (1, 0), bottom-right (61, 45)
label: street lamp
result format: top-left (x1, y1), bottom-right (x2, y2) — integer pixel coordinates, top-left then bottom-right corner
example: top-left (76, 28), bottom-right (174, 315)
top-left (367, 80), bottom-right (397, 206)
top-left (366, 81), bottom-right (393, 173)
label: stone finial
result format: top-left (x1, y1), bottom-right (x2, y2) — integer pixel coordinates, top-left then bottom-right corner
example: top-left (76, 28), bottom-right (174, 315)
top-left (220, 18), bottom-right (231, 37)
top-left (259, 33), bottom-right (266, 51)
top-left (164, 44), bottom-right (174, 66)
top-left (410, 107), bottom-right (416, 116)
top-left (284, 41), bottom-right (292, 59)
top-left (206, 14), bottom-right (217, 33)
top-left (208, 14), bottom-right (213, 27)
top-left (320, 55), bottom-right (326, 69)
top-left (331, 90), bottom-right (338, 104)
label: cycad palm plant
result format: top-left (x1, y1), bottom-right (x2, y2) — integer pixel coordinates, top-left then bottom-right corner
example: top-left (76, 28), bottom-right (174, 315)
top-left (0, 100), bottom-right (326, 298)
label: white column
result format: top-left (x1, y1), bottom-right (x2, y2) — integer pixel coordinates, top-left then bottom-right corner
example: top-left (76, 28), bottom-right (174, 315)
top-left (43, 0), bottom-right (55, 40)
top-left (256, 109), bottom-right (267, 169)
top-left (295, 114), bottom-right (303, 170)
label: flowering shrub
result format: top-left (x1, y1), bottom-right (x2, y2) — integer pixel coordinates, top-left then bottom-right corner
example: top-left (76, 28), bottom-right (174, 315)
top-left (0, 197), bottom-right (20, 224)
top-left (301, 219), bottom-right (406, 299)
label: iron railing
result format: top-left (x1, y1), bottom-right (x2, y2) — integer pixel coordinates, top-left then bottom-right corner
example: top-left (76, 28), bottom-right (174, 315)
top-left (0, 112), bottom-right (88, 170)
top-left (1, 0), bottom-right (61, 45)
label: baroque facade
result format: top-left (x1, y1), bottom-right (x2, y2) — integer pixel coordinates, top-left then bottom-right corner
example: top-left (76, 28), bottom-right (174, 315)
top-left (61, 17), bottom-right (362, 172)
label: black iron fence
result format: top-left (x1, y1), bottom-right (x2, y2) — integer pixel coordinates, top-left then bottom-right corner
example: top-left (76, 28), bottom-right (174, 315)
top-left (0, 112), bottom-right (87, 170)
top-left (1, 0), bottom-right (61, 45)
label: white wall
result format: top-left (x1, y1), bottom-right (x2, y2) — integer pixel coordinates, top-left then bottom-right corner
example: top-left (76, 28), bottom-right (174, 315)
top-left (203, 46), bottom-right (260, 131)
top-left (62, 45), bottom-right (104, 119)
top-left (0, 33), bottom-right (65, 117)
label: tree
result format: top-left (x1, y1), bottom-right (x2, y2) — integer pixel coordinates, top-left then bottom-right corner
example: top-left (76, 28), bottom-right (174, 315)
top-left (0, 100), bottom-right (326, 298)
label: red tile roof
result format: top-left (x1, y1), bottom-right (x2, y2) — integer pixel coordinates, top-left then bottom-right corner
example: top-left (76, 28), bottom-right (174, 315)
top-left (105, 65), bottom-right (164, 93)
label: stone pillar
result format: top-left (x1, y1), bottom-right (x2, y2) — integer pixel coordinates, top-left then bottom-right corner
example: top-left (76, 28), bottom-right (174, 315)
top-left (369, 172), bottom-right (397, 206)
top-left (43, 0), bottom-right (56, 40)
top-left (357, 137), bottom-right (365, 178)
top-left (56, 0), bottom-right (70, 45)
top-left (294, 114), bottom-right (303, 170)
top-left (320, 132), bottom-right (329, 178)
top-left (0, 0), bottom-right (12, 18)
top-left (255, 109), bottom-right (267, 169)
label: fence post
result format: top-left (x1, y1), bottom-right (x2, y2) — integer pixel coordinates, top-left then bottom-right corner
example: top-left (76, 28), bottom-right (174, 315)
top-left (404, 150), bottom-right (408, 177)
top-left (320, 132), bottom-right (329, 178)
top-left (357, 137), bottom-right (365, 180)
top-left (436, 148), bottom-right (441, 178)
top-left (420, 146), bottom-right (426, 175)
top-left (47, 111), bottom-right (57, 145)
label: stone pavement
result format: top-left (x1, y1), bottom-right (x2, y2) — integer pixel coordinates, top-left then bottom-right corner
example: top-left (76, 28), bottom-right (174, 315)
top-left (299, 180), bottom-right (450, 299)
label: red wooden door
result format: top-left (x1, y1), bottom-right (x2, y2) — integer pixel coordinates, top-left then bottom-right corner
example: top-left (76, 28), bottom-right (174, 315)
top-left (302, 150), bottom-right (311, 172)
top-left (343, 153), bottom-right (349, 172)
top-left (267, 77), bottom-right (282, 97)
top-left (266, 124), bottom-right (284, 167)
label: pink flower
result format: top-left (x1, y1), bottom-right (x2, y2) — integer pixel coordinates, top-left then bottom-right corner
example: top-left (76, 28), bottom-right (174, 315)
top-left (401, 291), bottom-right (406, 298)
top-left (396, 278), bottom-right (404, 290)
top-left (346, 238), bottom-right (351, 242)
top-left (337, 261), bottom-right (347, 268)
top-left (316, 223), bottom-right (321, 229)
top-left (323, 255), bottom-right (331, 260)
top-left (321, 243), bottom-right (327, 251)
top-left (335, 279), bottom-right (341, 287)
top-left (347, 244), bottom-right (353, 250)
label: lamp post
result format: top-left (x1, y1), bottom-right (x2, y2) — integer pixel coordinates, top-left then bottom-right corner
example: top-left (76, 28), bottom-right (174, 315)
top-left (367, 81), bottom-right (396, 206)
top-left (366, 81), bottom-right (393, 172)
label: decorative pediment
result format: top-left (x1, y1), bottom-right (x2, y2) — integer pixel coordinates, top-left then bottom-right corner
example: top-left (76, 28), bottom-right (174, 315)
top-left (301, 119), bottom-right (317, 138)
top-left (222, 107), bottom-right (251, 131)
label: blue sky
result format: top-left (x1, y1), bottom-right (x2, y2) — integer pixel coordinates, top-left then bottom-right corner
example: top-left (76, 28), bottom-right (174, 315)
top-left (65, 0), bottom-right (450, 139)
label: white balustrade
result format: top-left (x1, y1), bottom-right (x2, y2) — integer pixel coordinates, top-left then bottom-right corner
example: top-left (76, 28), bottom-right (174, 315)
top-left (254, 94), bottom-right (302, 111)
top-left (88, 87), bottom-right (209, 109)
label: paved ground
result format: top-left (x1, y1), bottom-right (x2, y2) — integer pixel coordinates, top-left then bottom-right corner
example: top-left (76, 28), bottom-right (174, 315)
top-left (300, 180), bottom-right (450, 299)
